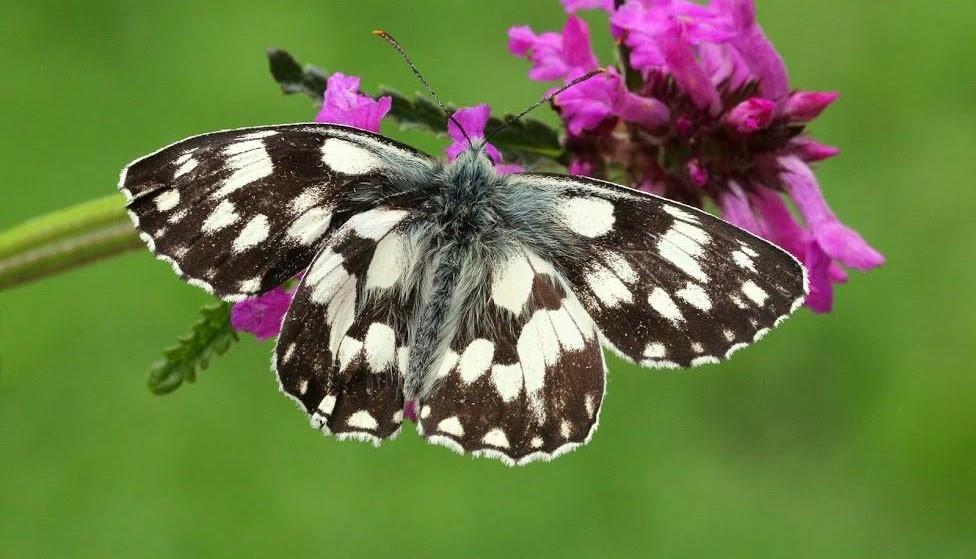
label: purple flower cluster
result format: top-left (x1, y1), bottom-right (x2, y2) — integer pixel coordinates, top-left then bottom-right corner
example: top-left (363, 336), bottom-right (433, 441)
top-left (509, 0), bottom-right (883, 312)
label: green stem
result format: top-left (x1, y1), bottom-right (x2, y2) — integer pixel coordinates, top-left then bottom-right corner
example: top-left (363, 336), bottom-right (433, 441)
top-left (0, 194), bottom-right (142, 291)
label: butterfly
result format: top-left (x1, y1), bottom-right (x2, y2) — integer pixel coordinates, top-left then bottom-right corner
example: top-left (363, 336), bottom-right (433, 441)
top-left (119, 36), bottom-right (807, 466)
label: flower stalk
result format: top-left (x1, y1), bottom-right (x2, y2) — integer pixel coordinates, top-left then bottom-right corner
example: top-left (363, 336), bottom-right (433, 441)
top-left (0, 194), bottom-right (141, 291)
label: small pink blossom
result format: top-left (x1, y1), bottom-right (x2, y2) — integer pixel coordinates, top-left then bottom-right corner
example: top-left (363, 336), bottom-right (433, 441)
top-left (315, 72), bottom-right (392, 133)
top-left (726, 97), bottom-right (777, 133)
top-left (784, 91), bottom-right (840, 122)
top-left (231, 287), bottom-right (293, 340)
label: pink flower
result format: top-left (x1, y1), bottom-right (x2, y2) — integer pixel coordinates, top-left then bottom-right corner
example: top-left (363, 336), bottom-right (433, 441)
top-left (231, 287), bottom-right (293, 340)
top-left (315, 72), bottom-right (392, 133)
top-left (508, 16), bottom-right (600, 82)
top-left (446, 105), bottom-right (524, 174)
top-left (726, 97), bottom-right (777, 133)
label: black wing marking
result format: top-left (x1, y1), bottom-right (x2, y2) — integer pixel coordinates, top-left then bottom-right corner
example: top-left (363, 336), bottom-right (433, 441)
top-left (511, 173), bottom-right (808, 369)
top-left (274, 207), bottom-right (415, 444)
top-left (418, 249), bottom-right (605, 466)
top-left (120, 123), bottom-right (434, 300)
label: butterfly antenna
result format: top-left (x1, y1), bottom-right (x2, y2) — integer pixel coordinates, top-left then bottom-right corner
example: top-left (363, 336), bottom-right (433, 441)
top-left (483, 69), bottom-right (605, 144)
top-left (373, 30), bottom-right (474, 149)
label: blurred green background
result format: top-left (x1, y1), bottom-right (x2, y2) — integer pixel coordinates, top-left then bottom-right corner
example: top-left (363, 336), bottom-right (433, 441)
top-left (1, 1), bottom-right (974, 557)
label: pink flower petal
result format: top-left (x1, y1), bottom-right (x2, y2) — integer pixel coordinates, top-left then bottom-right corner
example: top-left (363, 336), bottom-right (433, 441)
top-left (231, 287), bottom-right (293, 340)
top-left (784, 91), bottom-right (840, 122)
top-left (562, 0), bottom-right (614, 13)
top-left (789, 137), bottom-right (841, 162)
top-left (779, 156), bottom-right (885, 270)
top-left (717, 0), bottom-right (790, 100)
top-left (315, 72), bottom-right (391, 133)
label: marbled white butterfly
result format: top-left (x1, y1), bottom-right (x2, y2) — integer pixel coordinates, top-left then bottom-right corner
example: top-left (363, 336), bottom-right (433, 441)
top-left (119, 35), bottom-right (807, 466)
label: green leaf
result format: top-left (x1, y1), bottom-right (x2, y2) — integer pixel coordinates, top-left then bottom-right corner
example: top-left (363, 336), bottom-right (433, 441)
top-left (148, 302), bottom-right (239, 395)
top-left (267, 48), bottom-right (329, 100)
top-left (266, 49), bottom-right (567, 165)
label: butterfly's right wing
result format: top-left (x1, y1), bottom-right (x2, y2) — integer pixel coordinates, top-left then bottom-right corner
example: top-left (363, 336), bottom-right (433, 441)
top-left (120, 123), bottom-right (434, 300)
top-left (274, 207), bottom-right (417, 444)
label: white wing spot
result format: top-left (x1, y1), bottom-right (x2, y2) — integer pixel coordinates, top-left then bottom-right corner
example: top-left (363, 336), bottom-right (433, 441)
top-left (604, 251), bottom-right (637, 283)
top-left (420, 405), bottom-right (431, 419)
top-left (644, 342), bottom-right (667, 359)
top-left (173, 158), bottom-right (198, 178)
top-left (657, 233), bottom-right (708, 283)
top-left (490, 364), bottom-right (523, 402)
top-left (662, 204), bottom-right (701, 223)
top-left (365, 231), bottom-right (407, 291)
top-left (287, 207), bottom-right (333, 245)
top-left (232, 214), bottom-right (270, 252)
top-left (458, 339), bottom-right (495, 384)
top-left (648, 288), bottom-right (684, 323)
top-left (283, 343), bottom-right (297, 362)
top-left (347, 410), bottom-right (378, 430)
top-left (202, 200), bottom-right (240, 232)
top-left (435, 350), bottom-right (460, 380)
top-left (212, 140), bottom-right (273, 198)
top-left (241, 130), bottom-right (279, 140)
top-left (238, 277), bottom-right (262, 292)
top-left (560, 420), bottom-right (572, 438)
top-left (742, 280), bottom-right (769, 306)
top-left (298, 379), bottom-right (308, 395)
top-left (584, 394), bottom-right (595, 417)
top-left (437, 416), bottom-right (465, 437)
top-left (363, 323), bottom-right (396, 373)
top-left (558, 197), bottom-right (615, 238)
top-left (491, 252), bottom-right (535, 314)
top-left (732, 250), bottom-right (757, 272)
top-left (155, 190), bottom-right (180, 212)
top-left (337, 336), bottom-right (363, 371)
top-left (482, 429), bottom-right (510, 449)
top-left (318, 395), bottom-right (337, 415)
top-left (290, 187), bottom-right (325, 215)
top-left (351, 209), bottom-right (409, 240)
top-left (322, 138), bottom-right (384, 175)
top-left (585, 263), bottom-right (633, 308)
top-left (676, 283), bottom-right (712, 311)
top-left (397, 346), bottom-right (410, 375)
top-left (531, 436), bottom-right (544, 448)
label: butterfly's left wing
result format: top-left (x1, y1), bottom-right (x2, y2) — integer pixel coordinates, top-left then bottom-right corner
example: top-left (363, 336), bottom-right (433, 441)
top-left (511, 173), bottom-right (808, 368)
top-left (120, 123), bottom-right (434, 300)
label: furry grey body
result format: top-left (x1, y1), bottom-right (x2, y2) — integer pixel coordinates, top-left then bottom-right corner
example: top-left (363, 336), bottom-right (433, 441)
top-left (357, 148), bottom-right (582, 401)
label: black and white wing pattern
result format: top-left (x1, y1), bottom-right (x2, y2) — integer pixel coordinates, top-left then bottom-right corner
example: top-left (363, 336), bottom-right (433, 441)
top-left (512, 173), bottom-right (808, 369)
top-left (418, 249), bottom-right (605, 465)
top-left (274, 207), bottom-right (416, 444)
top-left (119, 123), bottom-right (433, 300)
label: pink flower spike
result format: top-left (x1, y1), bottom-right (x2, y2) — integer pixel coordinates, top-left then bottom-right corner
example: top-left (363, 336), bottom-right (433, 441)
top-left (780, 156), bottom-right (885, 270)
top-left (231, 287), bottom-right (293, 340)
top-left (719, 181), bottom-right (761, 232)
top-left (562, 0), bottom-right (614, 13)
top-left (554, 72), bottom-right (620, 135)
top-left (784, 91), bottom-right (840, 122)
top-left (726, 97), bottom-right (777, 133)
top-left (315, 72), bottom-right (392, 133)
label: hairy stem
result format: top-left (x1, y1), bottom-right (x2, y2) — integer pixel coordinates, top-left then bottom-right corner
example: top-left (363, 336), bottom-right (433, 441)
top-left (0, 194), bottom-right (142, 291)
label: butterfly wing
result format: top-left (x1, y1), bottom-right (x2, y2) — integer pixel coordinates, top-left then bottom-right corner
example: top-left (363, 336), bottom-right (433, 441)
top-left (510, 173), bottom-right (808, 368)
top-left (274, 207), bottom-right (417, 444)
top-left (119, 123), bottom-right (434, 300)
top-left (418, 248), bottom-right (605, 465)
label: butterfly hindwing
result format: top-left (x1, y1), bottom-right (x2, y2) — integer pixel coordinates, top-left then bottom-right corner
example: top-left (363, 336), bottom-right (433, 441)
top-left (274, 207), bottom-right (416, 444)
top-left (511, 173), bottom-right (808, 369)
top-left (418, 249), bottom-right (605, 465)
top-left (119, 123), bottom-right (434, 300)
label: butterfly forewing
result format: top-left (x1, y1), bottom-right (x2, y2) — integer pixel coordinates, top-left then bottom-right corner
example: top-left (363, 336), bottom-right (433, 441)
top-left (119, 123), bottom-right (434, 300)
top-left (511, 173), bottom-right (808, 369)
top-left (275, 207), bottom-right (417, 444)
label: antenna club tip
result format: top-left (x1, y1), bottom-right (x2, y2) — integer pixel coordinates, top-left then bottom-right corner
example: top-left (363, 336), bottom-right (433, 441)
top-left (372, 29), bottom-right (386, 35)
